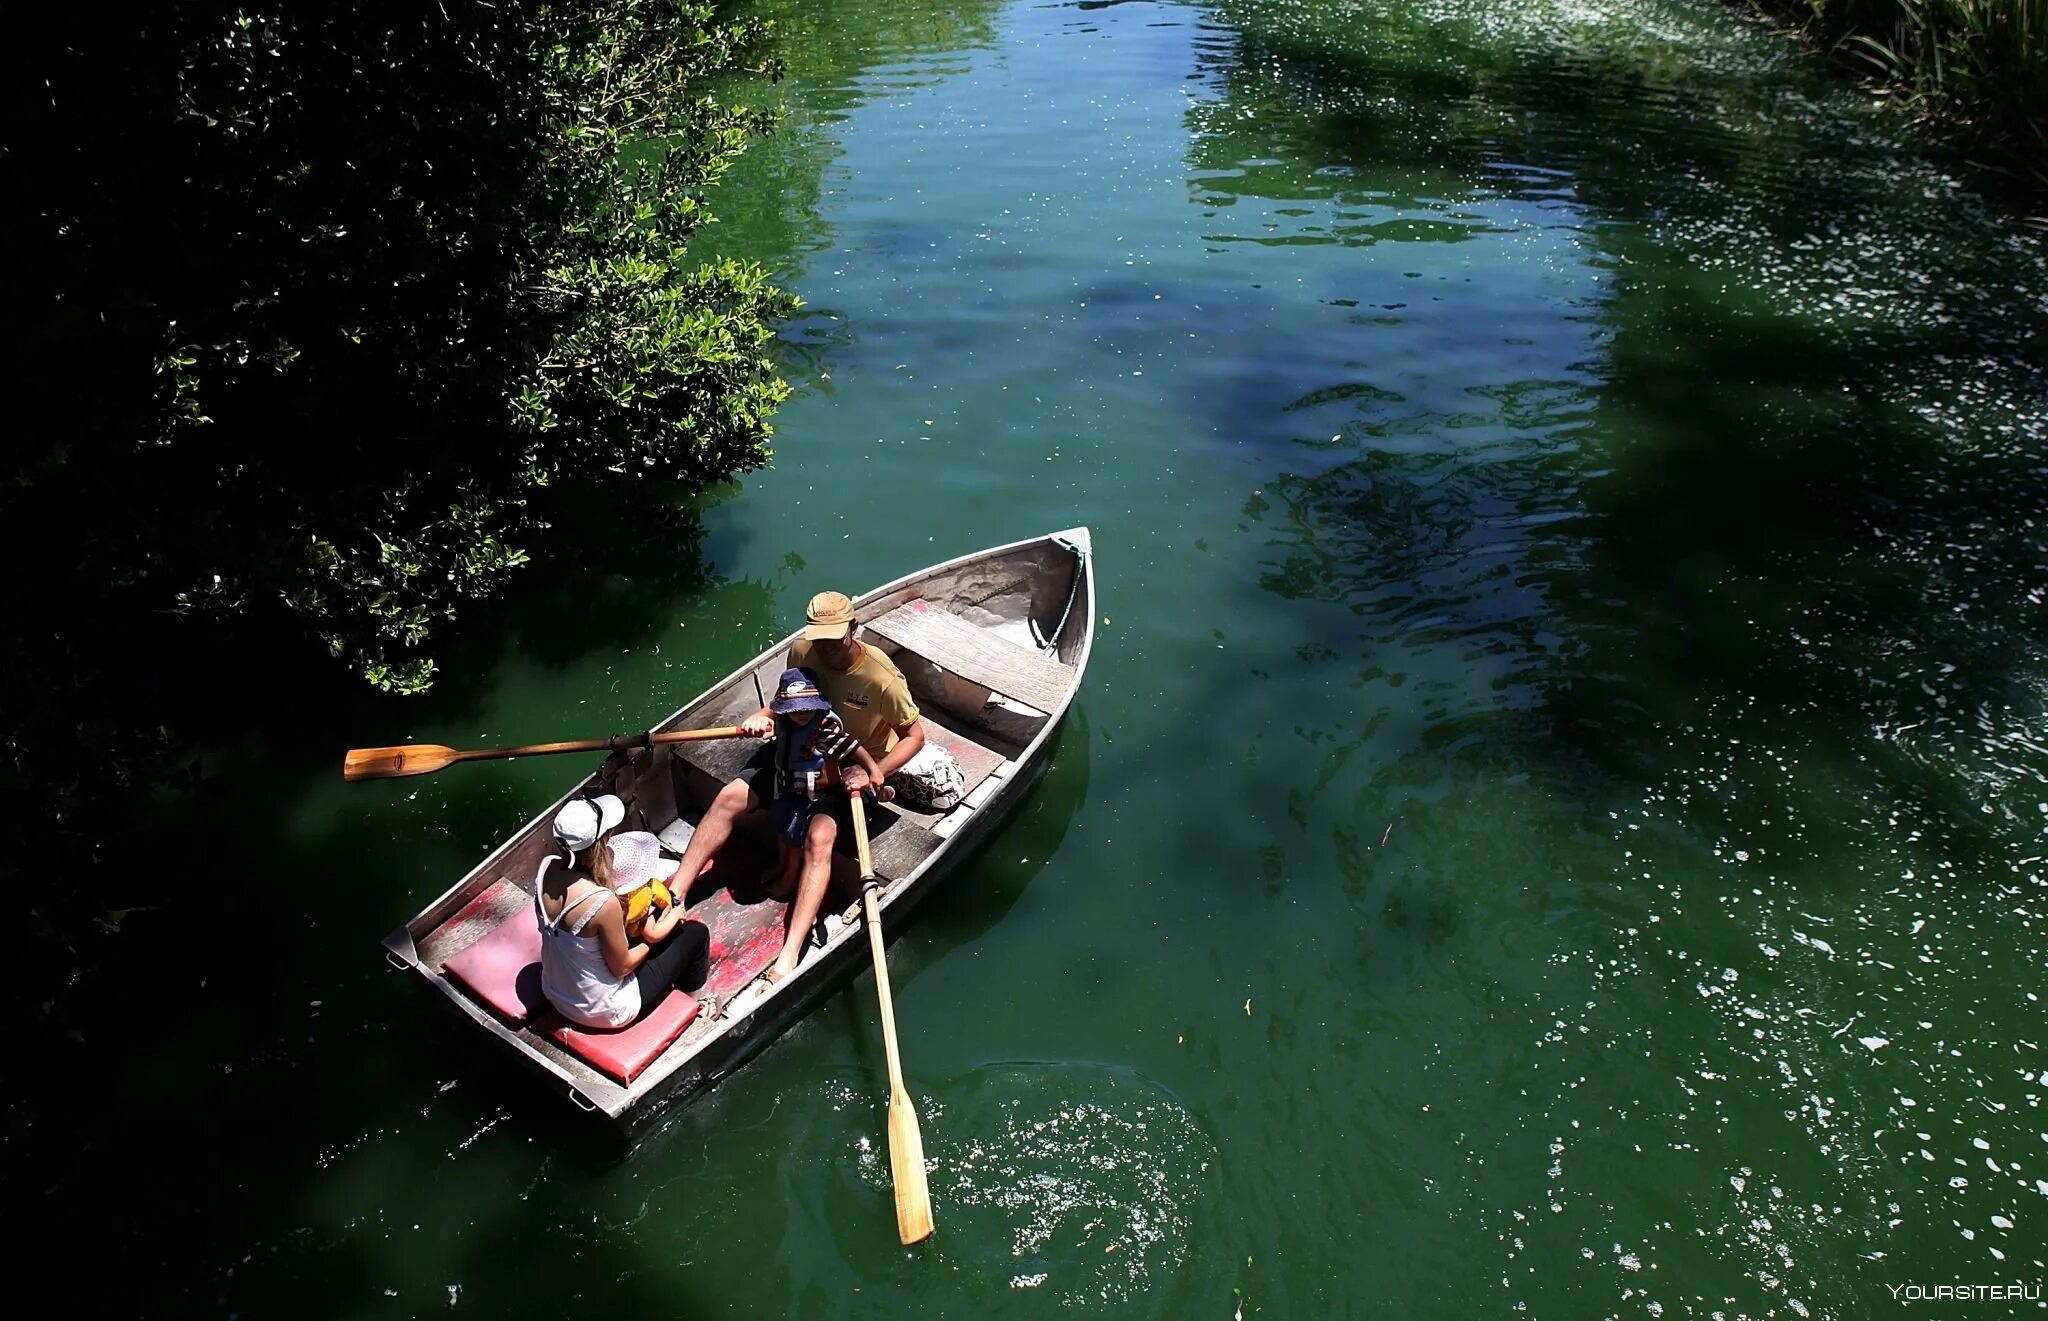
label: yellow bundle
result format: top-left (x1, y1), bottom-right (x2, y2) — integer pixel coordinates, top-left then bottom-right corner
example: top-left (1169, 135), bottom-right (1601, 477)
top-left (600, 831), bottom-right (679, 934)
top-left (621, 879), bottom-right (674, 928)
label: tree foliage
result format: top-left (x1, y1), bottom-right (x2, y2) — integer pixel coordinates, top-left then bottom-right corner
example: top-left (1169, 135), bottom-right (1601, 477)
top-left (1, 0), bottom-right (795, 996)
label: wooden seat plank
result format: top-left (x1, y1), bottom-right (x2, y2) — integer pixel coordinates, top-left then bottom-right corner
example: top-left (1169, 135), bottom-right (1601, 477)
top-left (668, 686), bottom-right (770, 802)
top-left (867, 600), bottom-right (1073, 713)
top-left (673, 734), bottom-right (769, 793)
top-left (861, 808), bottom-right (942, 881)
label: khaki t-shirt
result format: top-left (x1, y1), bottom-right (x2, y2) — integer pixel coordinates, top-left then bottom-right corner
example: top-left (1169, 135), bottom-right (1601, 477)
top-left (787, 639), bottom-right (921, 758)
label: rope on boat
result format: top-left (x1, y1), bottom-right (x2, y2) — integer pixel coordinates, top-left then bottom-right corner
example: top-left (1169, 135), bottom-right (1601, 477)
top-left (1032, 536), bottom-right (1088, 652)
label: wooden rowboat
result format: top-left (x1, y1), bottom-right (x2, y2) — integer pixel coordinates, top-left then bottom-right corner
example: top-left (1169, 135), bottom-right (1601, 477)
top-left (382, 528), bottom-right (1095, 1125)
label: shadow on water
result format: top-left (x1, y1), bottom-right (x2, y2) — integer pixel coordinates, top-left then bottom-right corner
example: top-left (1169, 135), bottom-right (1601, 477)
top-left (916, 707), bottom-right (1094, 953)
top-left (1257, 292), bottom-right (2040, 831)
top-left (128, 471), bottom-right (761, 793)
top-left (4, 472), bottom-right (795, 1310)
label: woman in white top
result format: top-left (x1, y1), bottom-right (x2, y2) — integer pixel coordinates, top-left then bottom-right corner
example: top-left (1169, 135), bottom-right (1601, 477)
top-left (535, 794), bottom-right (709, 1029)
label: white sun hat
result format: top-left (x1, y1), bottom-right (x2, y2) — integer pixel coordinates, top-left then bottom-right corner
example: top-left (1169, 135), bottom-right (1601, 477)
top-left (552, 793), bottom-right (625, 853)
top-left (603, 829), bottom-right (682, 893)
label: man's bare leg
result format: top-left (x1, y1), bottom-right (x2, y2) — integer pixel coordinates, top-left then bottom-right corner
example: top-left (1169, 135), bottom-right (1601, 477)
top-left (766, 838), bottom-right (801, 901)
top-left (771, 813), bottom-right (837, 979)
top-left (672, 775), bottom-right (760, 896)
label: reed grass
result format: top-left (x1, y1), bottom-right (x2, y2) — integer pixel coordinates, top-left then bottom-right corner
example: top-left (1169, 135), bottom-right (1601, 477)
top-left (1750, 1), bottom-right (2048, 188)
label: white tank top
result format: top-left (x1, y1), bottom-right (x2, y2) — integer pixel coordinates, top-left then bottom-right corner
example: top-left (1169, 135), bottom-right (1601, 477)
top-left (535, 862), bottom-right (641, 1029)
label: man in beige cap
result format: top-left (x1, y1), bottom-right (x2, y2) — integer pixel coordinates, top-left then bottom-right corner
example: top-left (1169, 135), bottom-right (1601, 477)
top-left (779, 591), bottom-right (925, 772)
top-left (667, 589), bottom-right (927, 978)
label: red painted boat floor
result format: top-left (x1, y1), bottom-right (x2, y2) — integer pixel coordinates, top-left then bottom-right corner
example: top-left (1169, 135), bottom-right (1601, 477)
top-left (679, 837), bottom-right (788, 1007)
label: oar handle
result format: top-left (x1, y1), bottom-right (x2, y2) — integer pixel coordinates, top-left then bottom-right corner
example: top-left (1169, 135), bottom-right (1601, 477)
top-left (864, 885), bottom-right (905, 1095)
top-left (461, 737), bottom-right (615, 761)
top-left (454, 724), bottom-right (750, 765)
top-left (851, 798), bottom-right (903, 1086)
top-left (649, 725), bottom-right (751, 747)
top-left (851, 790), bottom-right (878, 881)
top-left (342, 725), bottom-right (751, 781)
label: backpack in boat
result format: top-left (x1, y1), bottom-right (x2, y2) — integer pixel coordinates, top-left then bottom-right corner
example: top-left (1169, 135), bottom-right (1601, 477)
top-left (886, 742), bottom-right (967, 812)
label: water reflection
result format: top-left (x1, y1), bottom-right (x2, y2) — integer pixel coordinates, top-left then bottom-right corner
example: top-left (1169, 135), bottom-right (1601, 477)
top-left (698, 0), bottom-right (1009, 279)
top-left (1182, 0), bottom-right (2048, 1309)
top-left (1197, 0), bottom-right (2048, 834)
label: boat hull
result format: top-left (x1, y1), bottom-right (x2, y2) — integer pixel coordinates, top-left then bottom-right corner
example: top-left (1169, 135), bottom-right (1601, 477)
top-left (381, 528), bottom-right (1094, 1125)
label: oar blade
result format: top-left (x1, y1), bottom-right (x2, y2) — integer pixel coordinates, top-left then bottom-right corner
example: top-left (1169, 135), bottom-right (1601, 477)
top-left (342, 744), bottom-right (460, 781)
top-left (888, 1085), bottom-right (935, 1244)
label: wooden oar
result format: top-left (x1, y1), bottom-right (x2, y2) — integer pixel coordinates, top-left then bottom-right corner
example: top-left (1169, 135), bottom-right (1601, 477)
top-left (341, 726), bottom-right (751, 782)
top-left (851, 793), bottom-right (935, 1245)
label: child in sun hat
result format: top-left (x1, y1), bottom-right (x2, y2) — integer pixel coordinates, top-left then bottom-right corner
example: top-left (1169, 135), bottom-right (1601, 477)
top-left (766, 666), bottom-right (890, 901)
top-left (594, 828), bottom-right (684, 941)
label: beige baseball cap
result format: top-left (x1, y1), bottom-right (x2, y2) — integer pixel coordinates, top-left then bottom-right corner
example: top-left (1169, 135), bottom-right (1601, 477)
top-left (803, 590), bottom-right (856, 640)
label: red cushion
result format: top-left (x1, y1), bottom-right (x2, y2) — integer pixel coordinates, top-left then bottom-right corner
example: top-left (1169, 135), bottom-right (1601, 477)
top-left (544, 990), bottom-right (701, 1084)
top-left (443, 907), bottom-right (546, 1024)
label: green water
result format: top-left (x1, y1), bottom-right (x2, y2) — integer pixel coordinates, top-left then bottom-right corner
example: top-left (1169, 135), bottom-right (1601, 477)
top-left (21, 0), bottom-right (2048, 1315)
